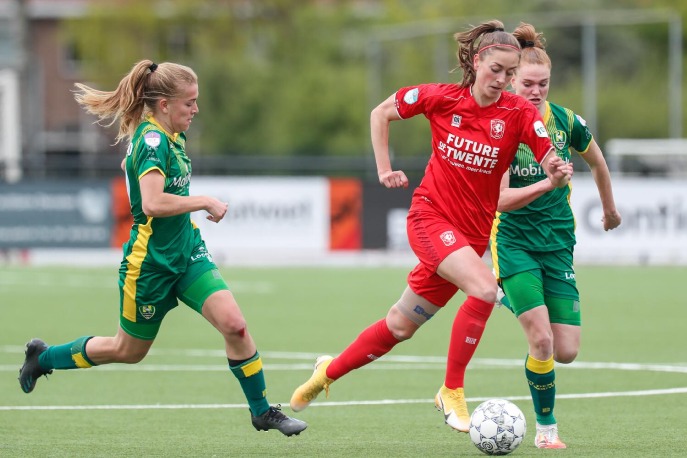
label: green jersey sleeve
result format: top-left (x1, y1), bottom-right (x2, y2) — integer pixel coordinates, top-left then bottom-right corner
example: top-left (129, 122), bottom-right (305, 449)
top-left (570, 113), bottom-right (593, 154)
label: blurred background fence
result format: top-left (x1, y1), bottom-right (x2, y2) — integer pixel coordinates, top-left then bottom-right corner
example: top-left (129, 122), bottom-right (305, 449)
top-left (0, 0), bottom-right (686, 265)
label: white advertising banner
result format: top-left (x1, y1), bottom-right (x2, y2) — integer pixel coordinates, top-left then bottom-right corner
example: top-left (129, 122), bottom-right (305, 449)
top-left (571, 177), bottom-right (687, 264)
top-left (189, 177), bottom-right (330, 261)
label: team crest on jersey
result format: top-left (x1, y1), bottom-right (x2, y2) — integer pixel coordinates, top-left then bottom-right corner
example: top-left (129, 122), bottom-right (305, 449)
top-left (139, 305), bottom-right (156, 320)
top-left (451, 114), bottom-right (462, 127)
top-left (440, 230), bottom-right (456, 246)
top-left (490, 119), bottom-right (505, 139)
top-left (144, 131), bottom-right (161, 148)
top-left (553, 130), bottom-right (567, 149)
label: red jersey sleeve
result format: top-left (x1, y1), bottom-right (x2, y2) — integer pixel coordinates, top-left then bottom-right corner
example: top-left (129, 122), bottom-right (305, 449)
top-left (394, 84), bottom-right (442, 120)
top-left (518, 104), bottom-right (554, 163)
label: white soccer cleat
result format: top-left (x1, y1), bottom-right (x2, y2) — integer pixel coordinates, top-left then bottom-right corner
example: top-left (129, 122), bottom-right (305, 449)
top-left (535, 423), bottom-right (567, 449)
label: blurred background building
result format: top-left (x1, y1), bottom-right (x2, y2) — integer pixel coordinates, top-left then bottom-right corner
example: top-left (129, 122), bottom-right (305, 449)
top-left (1, 0), bottom-right (685, 182)
top-left (0, 0), bottom-right (686, 264)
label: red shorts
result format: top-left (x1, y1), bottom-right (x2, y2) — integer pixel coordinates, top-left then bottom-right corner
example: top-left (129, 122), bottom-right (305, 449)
top-left (406, 209), bottom-right (487, 307)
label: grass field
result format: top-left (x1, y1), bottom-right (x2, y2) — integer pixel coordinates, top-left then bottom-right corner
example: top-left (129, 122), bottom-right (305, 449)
top-left (1, 264), bottom-right (685, 457)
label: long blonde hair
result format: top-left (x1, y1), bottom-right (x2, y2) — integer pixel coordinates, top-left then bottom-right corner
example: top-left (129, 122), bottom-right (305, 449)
top-left (74, 60), bottom-right (197, 144)
top-left (454, 19), bottom-right (521, 87)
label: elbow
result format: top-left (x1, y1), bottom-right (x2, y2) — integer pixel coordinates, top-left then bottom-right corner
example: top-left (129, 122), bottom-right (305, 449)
top-left (371, 104), bottom-right (390, 123)
top-left (370, 106), bottom-right (382, 123)
top-left (142, 202), bottom-right (164, 218)
top-left (496, 193), bottom-right (511, 212)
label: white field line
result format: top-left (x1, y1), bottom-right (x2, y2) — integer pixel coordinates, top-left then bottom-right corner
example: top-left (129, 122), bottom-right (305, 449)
top-left (2, 348), bottom-right (686, 412)
top-left (1, 347), bottom-right (686, 373)
top-left (2, 361), bottom-right (687, 373)
top-left (2, 387), bottom-right (687, 412)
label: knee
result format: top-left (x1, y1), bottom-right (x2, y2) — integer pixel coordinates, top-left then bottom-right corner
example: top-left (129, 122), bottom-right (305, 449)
top-left (530, 333), bottom-right (554, 357)
top-left (389, 324), bottom-right (416, 341)
top-left (554, 347), bottom-right (578, 364)
top-left (386, 308), bottom-right (419, 341)
top-left (217, 316), bottom-right (249, 340)
top-left (472, 281), bottom-right (498, 304)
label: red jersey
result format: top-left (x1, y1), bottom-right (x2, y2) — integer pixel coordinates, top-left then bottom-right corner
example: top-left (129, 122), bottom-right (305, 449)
top-left (395, 83), bottom-right (553, 246)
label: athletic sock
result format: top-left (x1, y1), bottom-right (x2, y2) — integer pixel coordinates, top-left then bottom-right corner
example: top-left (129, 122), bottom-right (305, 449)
top-left (444, 296), bottom-right (494, 389)
top-left (229, 352), bottom-right (270, 417)
top-left (38, 336), bottom-right (96, 370)
top-left (326, 318), bottom-right (400, 380)
top-left (525, 354), bottom-right (557, 425)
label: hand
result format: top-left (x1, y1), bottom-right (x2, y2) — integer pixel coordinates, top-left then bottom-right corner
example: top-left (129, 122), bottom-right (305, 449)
top-left (602, 209), bottom-right (622, 231)
top-left (547, 157), bottom-right (573, 188)
top-left (378, 170), bottom-right (409, 189)
top-left (205, 197), bottom-right (228, 223)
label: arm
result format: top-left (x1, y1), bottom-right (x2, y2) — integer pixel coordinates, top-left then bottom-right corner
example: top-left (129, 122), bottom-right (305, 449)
top-left (371, 94), bottom-right (408, 188)
top-left (139, 170), bottom-right (228, 223)
top-left (579, 139), bottom-right (622, 231)
top-left (497, 171), bottom-right (556, 213)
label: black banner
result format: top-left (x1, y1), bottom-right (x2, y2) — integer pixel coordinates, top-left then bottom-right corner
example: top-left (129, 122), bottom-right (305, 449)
top-left (362, 182), bottom-right (414, 249)
top-left (0, 180), bottom-right (113, 248)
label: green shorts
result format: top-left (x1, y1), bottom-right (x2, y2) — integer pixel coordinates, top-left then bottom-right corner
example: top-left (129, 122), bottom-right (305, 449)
top-left (118, 241), bottom-right (229, 340)
top-left (494, 245), bottom-right (580, 326)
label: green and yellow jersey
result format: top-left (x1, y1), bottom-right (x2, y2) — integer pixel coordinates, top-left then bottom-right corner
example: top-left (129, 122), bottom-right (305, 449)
top-left (122, 116), bottom-right (195, 274)
top-left (491, 101), bottom-right (593, 251)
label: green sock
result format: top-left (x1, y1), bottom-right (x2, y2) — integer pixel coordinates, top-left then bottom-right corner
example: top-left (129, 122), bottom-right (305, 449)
top-left (38, 336), bottom-right (96, 371)
top-left (525, 354), bottom-right (557, 425)
top-left (229, 352), bottom-right (270, 417)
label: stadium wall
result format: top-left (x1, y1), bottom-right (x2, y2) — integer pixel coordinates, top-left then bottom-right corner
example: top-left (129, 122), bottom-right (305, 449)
top-left (1, 176), bottom-right (685, 266)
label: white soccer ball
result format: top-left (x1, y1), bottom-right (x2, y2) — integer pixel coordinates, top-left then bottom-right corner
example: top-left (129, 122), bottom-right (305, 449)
top-left (469, 399), bottom-right (527, 455)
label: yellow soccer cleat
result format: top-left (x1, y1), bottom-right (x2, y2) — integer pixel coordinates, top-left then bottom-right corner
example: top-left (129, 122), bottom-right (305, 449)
top-left (434, 385), bottom-right (471, 432)
top-left (535, 424), bottom-right (567, 449)
top-left (290, 355), bottom-right (335, 412)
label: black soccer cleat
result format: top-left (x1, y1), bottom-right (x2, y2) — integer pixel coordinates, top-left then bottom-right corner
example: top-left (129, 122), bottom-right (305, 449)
top-left (251, 404), bottom-right (307, 436)
top-left (18, 338), bottom-right (52, 393)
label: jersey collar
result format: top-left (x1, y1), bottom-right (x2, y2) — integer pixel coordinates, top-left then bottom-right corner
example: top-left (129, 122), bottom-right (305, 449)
top-left (146, 115), bottom-right (179, 143)
top-left (542, 101), bottom-right (552, 124)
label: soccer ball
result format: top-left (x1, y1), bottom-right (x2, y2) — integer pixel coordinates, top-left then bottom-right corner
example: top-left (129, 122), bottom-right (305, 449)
top-left (469, 399), bottom-right (526, 455)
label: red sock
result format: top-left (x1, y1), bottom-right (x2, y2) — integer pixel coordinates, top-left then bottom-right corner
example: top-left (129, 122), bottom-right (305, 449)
top-left (326, 319), bottom-right (400, 380)
top-left (444, 296), bottom-right (494, 389)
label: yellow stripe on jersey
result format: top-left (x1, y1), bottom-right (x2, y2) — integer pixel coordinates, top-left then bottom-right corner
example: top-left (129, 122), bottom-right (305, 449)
top-left (542, 101), bottom-right (552, 124)
top-left (123, 216), bottom-right (154, 322)
top-left (241, 357), bottom-right (264, 378)
top-left (139, 166), bottom-right (166, 180)
top-left (490, 212), bottom-right (502, 280)
top-left (72, 352), bottom-right (93, 369)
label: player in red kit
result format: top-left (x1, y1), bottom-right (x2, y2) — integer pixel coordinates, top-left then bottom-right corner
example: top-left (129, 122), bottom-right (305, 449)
top-left (290, 19), bottom-right (571, 433)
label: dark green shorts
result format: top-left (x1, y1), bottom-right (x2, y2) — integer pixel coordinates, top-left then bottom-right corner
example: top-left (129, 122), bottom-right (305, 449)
top-left (494, 245), bottom-right (580, 325)
top-left (118, 241), bottom-right (229, 340)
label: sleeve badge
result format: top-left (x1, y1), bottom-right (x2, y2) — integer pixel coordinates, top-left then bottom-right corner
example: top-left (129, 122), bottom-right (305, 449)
top-left (144, 131), bottom-right (161, 148)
